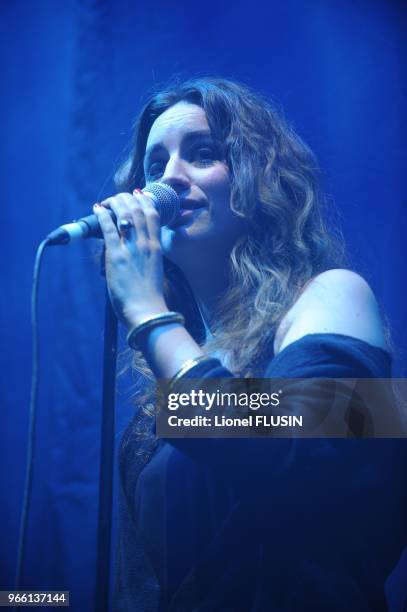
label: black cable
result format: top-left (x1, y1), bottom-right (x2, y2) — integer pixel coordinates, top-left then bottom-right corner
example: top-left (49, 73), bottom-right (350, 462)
top-left (14, 238), bottom-right (50, 591)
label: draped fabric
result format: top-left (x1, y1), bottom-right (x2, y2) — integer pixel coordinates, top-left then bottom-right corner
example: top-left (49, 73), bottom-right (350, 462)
top-left (115, 335), bottom-right (405, 611)
top-left (0, 1), bottom-right (406, 610)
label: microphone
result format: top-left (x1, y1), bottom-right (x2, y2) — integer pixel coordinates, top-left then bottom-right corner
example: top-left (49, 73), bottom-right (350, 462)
top-left (46, 183), bottom-right (180, 246)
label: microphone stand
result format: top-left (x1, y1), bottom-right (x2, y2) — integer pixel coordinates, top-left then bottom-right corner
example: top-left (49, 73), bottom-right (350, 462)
top-left (95, 289), bottom-right (118, 612)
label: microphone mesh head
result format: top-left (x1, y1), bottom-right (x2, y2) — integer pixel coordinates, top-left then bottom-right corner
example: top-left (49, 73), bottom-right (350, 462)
top-left (143, 183), bottom-right (180, 226)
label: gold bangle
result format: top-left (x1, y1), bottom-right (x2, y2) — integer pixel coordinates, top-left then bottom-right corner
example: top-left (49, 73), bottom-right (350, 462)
top-left (127, 311), bottom-right (185, 350)
top-left (169, 355), bottom-right (222, 390)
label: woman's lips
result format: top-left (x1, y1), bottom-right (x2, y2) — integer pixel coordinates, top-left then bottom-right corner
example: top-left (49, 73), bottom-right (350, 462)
top-left (167, 204), bottom-right (206, 228)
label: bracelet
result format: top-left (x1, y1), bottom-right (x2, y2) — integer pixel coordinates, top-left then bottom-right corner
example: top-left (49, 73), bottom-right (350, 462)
top-left (169, 355), bottom-right (222, 390)
top-left (127, 311), bottom-right (185, 350)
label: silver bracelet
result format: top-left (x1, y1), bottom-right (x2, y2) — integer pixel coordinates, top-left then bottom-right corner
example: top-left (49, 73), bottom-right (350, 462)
top-left (169, 355), bottom-right (222, 390)
top-left (127, 311), bottom-right (185, 350)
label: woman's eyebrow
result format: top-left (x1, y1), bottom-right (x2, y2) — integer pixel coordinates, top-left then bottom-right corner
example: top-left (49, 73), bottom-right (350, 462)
top-left (182, 129), bottom-right (213, 144)
top-left (144, 130), bottom-right (213, 165)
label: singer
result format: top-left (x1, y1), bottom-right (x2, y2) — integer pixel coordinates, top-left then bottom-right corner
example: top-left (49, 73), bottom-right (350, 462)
top-left (93, 78), bottom-right (406, 610)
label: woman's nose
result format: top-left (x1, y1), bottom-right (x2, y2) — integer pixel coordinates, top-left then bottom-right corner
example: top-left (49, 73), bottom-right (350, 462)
top-left (160, 155), bottom-right (190, 194)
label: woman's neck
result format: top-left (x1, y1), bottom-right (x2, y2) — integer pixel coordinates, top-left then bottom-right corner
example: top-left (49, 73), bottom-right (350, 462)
top-left (180, 258), bottom-right (229, 331)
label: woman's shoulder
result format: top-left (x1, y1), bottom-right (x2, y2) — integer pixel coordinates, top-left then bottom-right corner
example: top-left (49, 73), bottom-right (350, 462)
top-left (273, 269), bottom-right (388, 356)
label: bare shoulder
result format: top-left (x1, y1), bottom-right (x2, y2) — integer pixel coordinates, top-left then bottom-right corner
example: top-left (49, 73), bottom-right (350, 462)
top-left (273, 269), bottom-right (387, 355)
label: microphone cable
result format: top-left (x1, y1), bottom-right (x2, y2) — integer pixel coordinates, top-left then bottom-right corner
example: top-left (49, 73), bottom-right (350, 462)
top-left (14, 238), bottom-right (50, 591)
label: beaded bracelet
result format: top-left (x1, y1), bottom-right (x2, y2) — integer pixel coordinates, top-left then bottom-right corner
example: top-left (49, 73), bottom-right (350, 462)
top-left (127, 311), bottom-right (185, 350)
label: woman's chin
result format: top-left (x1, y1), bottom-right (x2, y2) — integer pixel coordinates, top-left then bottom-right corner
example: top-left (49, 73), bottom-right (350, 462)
top-left (162, 222), bottom-right (211, 248)
top-left (161, 225), bottom-right (217, 267)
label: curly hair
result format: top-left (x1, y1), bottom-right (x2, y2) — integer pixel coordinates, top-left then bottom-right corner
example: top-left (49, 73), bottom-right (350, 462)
top-left (115, 77), bottom-right (345, 381)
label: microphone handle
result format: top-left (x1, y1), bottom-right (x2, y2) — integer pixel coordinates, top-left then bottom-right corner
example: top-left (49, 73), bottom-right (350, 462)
top-left (78, 212), bottom-right (117, 238)
top-left (47, 211), bottom-right (117, 245)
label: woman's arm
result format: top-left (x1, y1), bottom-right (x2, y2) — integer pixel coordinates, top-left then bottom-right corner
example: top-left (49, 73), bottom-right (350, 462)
top-left (93, 193), bottom-right (204, 378)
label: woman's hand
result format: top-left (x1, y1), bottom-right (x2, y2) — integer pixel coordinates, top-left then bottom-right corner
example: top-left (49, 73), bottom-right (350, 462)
top-left (93, 190), bottom-right (168, 328)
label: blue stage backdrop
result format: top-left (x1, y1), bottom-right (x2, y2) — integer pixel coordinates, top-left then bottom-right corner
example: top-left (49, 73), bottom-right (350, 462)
top-left (0, 0), bottom-right (406, 610)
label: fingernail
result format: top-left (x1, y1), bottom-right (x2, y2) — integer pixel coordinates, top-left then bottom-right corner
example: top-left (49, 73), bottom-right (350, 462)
top-left (133, 188), bottom-right (142, 194)
top-left (93, 202), bottom-right (101, 209)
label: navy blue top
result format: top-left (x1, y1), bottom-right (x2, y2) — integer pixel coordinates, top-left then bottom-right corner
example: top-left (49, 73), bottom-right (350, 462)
top-left (114, 334), bottom-right (407, 611)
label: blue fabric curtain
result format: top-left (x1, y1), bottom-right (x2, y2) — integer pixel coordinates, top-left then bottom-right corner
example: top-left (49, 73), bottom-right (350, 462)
top-left (1, 0), bottom-right (405, 609)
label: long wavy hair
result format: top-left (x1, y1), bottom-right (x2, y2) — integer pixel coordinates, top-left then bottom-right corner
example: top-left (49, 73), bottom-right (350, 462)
top-left (116, 77), bottom-right (345, 386)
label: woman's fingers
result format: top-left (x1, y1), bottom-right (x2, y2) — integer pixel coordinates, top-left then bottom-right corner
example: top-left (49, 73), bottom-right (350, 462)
top-left (100, 191), bottom-right (159, 246)
top-left (136, 191), bottom-right (161, 248)
top-left (93, 203), bottom-right (121, 248)
top-left (99, 193), bottom-right (138, 241)
top-left (95, 190), bottom-right (163, 258)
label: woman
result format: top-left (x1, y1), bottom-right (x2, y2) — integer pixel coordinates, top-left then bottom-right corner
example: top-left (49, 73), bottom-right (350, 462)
top-left (94, 78), bottom-right (405, 611)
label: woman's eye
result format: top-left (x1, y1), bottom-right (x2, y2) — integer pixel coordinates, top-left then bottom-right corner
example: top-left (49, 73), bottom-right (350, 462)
top-left (193, 147), bottom-right (218, 164)
top-left (146, 161), bottom-right (165, 178)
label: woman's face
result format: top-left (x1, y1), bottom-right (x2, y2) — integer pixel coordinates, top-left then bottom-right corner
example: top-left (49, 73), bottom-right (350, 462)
top-left (143, 102), bottom-right (245, 269)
